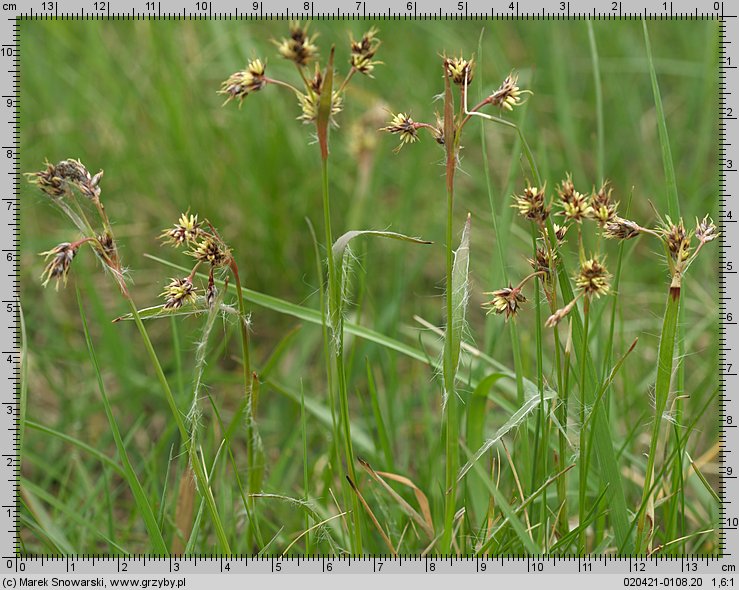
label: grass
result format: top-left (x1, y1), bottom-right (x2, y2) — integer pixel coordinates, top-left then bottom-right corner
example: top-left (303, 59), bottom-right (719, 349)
top-left (19, 19), bottom-right (720, 555)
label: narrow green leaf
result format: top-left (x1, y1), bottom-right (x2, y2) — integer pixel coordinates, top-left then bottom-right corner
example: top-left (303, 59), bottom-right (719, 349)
top-left (449, 214), bottom-right (471, 377)
top-left (77, 290), bottom-right (169, 555)
top-left (458, 383), bottom-right (557, 483)
top-left (643, 20), bottom-right (680, 218)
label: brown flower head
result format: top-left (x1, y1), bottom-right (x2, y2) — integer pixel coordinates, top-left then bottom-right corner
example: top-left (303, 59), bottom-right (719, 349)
top-left (556, 176), bottom-right (591, 224)
top-left (576, 257), bottom-right (611, 298)
top-left (219, 59), bottom-right (267, 105)
top-left (603, 217), bottom-right (642, 241)
top-left (350, 28), bottom-right (381, 76)
top-left (528, 245), bottom-right (556, 279)
top-left (444, 55), bottom-right (474, 86)
top-left (29, 159), bottom-right (102, 200)
top-left (297, 89), bottom-right (343, 124)
top-left (512, 184), bottom-right (550, 224)
top-left (483, 285), bottom-right (526, 321)
top-left (381, 112), bottom-right (420, 151)
top-left (161, 212), bottom-right (203, 247)
top-left (188, 235), bottom-right (231, 268)
top-left (161, 277), bottom-right (197, 310)
top-left (276, 21), bottom-right (318, 66)
top-left (659, 217), bottom-right (691, 265)
top-left (588, 182), bottom-right (618, 226)
top-left (695, 215), bottom-right (718, 245)
top-left (40, 242), bottom-right (79, 290)
top-left (488, 73), bottom-right (528, 111)
top-left (206, 269), bottom-right (217, 308)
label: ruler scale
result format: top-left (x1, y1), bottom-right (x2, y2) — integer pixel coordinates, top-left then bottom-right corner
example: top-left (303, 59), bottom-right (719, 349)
top-left (0, 0), bottom-right (734, 584)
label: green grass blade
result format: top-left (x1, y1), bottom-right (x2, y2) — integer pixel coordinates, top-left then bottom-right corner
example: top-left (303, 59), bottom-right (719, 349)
top-left (76, 290), bottom-right (169, 555)
top-left (587, 20), bottom-right (605, 183)
top-left (450, 214), bottom-right (471, 378)
top-left (464, 447), bottom-right (540, 554)
top-left (643, 20), bottom-right (680, 218)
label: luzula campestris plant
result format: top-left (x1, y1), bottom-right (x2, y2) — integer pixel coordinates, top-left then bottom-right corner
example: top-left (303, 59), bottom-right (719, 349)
top-left (486, 168), bottom-right (717, 551)
top-left (221, 23), bottom-right (430, 555)
top-left (383, 56), bottom-right (529, 553)
top-left (28, 159), bottom-right (235, 554)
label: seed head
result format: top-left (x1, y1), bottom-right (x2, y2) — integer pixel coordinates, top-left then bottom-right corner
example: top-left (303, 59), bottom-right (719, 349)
top-left (512, 184), bottom-right (550, 224)
top-left (576, 257), bottom-right (611, 298)
top-left (350, 28), bottom-right (381, 76)
top-left (161, 277), bottom-right (197, 310)
top-left (297, 89), bottom-right (343, 124)
top-left (188, 236), bottom-right (230, 268)
top-left (206, 269), bottom-right (217, 308)
top-left (276, 21), bottom-right (319, 66)
top-left (483, 285), bottom-right (526, 321)
top-left (695, 215), bottom-right (718, 245)
top-left (603, 217), bottom-right (642, 241)
top-left (556, 176), bottom-right (591, 224)
top-left (219, 59), bottom-right (267, 105)
top-left (444, 56), bottom-right (474, 86)
top-left (528, 246), bottom-right (556, 279)
top-left (552, 223), bottom-right (568, 243)
top-left (659, 217), bottom-right (691, 264)
top-left (40, 242), bottom-right (78, 290)
top-left (545, 298), bottom-right (578, 328)
top-left (381, 112), bottom-right (419, 151)
top-left (488, 73), bottom-right (527, 111)
top-left (161, 212), bottom-right (203, 247)
top-left (29, 159), bottom-right (102, 200)
top-left (588, 182), bottom-right (618, 226)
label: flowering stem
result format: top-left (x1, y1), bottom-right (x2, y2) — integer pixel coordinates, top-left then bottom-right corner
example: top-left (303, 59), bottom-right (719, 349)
top-left (440, 70), bottom-right (460, 555)
top-left (125, 298), bottom-right (232, 555)
top-left (578, 295), bottom-right (591, 553)
top-left (636, 284), bottom-right (681, 552)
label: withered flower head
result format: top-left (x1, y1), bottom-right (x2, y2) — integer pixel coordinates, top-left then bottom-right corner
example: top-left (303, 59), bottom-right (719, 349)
top-left (297, 89), bottom-right (343, 124)
top-left (29, 159), bottom-right (102, 200)
top-left (161, 212), bottom-right (202, 247)
top-left (350, 28), bottom-right (381, 76)
top-left (588, 182), bottom-right (618, 226)
top-left (483, 285), bottom-right (526, 321)
top-left (528, 245), bottom-right (556, 278)
top-left (488, 72), bottom-right (528, 111)
top-left (512, 184), bottom-right (550, 224)
top-left (219, 59), bottom-right (267, 105)
top-left (659, 217), bottom-right (691, 264)
top-left (188, 236), bottom-right (230, 268)
top-left (545, 298), bottom-right (578, 328)
top-left (206, 269), bottom-right (217, 308)
top-left (40, 242), bottom-right (78, 290)
top-left (695, 215), bottom-right (718, 245)
top-left (603, 217), bottom-right (642, 241)
top-left (381, 112), bottom-right (419, 151)
top-left (576, 257), bottom-right (611, 298)
top-left (444, 55), bottom-right (474, 86)
top-left (552, 223), bottom-right (568, 243)
top-left (276, 21), bottom-right (318, 66)
top-left (556, 177), bottom-right (591, 224)
top-left (161, 277), bottom-right (197, 310)
top-left (96, 232), bottom-right (117, 260)
top-left (431, 113), bottom-right (445, 145)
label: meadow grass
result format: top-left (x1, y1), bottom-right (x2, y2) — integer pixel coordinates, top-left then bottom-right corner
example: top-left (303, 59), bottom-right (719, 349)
top-left (19, 19), bottom-right (719, 555)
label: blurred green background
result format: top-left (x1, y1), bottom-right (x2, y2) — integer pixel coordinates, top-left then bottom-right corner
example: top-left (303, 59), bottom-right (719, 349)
top-left (19, 19), bottom-right (719, 553)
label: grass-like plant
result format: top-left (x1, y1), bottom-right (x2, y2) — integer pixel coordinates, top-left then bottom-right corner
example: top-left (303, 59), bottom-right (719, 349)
top-left (22, 19), bottom-right (719, 556)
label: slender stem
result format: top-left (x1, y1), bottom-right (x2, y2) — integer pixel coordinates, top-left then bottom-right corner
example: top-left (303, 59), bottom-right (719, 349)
top-left (636, 284), bottom-right (681, 552)
top-left (321, 155), bottom-right (363, 555)
top-left (126, 299), bottom-right (232, 555)
top-left (578, 295), bottom-right (591, 553)
top-left (229, 260), bottom-right (261, 550)
top-left (441, 154), bottom-right (458, 555)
